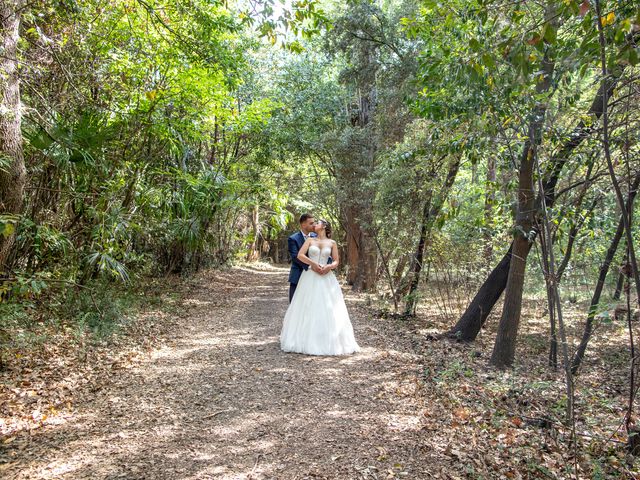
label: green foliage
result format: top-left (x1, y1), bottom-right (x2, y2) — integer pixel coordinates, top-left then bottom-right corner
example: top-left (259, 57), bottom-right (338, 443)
top-left (0, 215), bottom-right (19, 239)
top-left (5, 0), bottom-right (640, 349)
top-left (62, 280), bottom-right (139, 338)
top-left (2, 2), bottom-right (639, 477)
top-left (2, 0), bottom-right (326, 358)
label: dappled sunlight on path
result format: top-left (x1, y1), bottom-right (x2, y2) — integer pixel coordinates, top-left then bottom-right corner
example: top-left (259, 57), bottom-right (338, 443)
top-left (3, 265), bottom-right (441, 479)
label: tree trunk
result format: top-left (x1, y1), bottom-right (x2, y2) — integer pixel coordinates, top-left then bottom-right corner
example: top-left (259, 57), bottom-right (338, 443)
top-left (344, 202), bottom-right (377, 291)
top-left (539, 230), bottom-right (557, 369)
top-left (404, 195), bottom-right (432, 314)
top-left (355, 234), bottom-right (377, 291)
top-left (340, 84), bottom-right (378, 292)
top-left (614, 244), bottom-right (627, 301)
top-left (448, 246), bottom-right (513, 341)
top-left (489, 145), bottom-right (536, 368)
top-left (571, 172), bottom-right (640, 374)
top-left (0, 0), bottom-right (25, 274)
top-left (447, 61), bottom-right (625, 342)
top-left (484, 155), bottom-right (496, 265)
top-left (490, 40), bottom-right (555, 368)
top-left (245, 204), bottom-right (260, 262)
top-left (391, 253), bottom-right (411, 302)
top-left (345, 205), bottom-right (362, 285)
top-left (405, 157), bottom-right (461, 315)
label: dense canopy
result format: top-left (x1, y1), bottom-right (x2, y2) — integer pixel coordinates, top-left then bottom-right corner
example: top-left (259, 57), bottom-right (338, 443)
top-left (1, 0), bottom-right (640, 477)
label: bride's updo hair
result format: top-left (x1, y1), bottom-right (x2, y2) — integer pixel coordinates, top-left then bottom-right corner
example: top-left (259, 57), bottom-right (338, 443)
top-left (319, 219), bottom-right (332, 238)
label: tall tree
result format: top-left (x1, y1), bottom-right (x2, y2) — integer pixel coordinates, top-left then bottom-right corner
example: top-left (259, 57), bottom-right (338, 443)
top-left (0, 0), bottom-right (25, 273)
top-left (325, 0), bottom-right (417, 291)
top-left (448, 68), bottom-right (627, 341)
top-left (490, 23), bottom-right (556, 367)
top-left (571, 171), bottom-right (640, 374)
top-left (446, 5), bottom-right (640, 342)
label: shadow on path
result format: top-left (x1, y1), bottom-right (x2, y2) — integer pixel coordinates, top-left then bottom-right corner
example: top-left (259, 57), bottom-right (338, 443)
top-left (3, 265), bottom-right (440, 479)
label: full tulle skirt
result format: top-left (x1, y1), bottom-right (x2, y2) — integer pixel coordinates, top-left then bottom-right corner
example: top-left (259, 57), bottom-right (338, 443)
top-left (281, 269), bottom-right (360, 356)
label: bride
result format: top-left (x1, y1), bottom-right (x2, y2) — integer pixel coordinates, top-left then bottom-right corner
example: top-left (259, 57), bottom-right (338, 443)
top-left (280, 219), bottom-right (360, 356)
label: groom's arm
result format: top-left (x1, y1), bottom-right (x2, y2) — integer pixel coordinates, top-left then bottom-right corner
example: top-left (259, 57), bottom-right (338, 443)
top-left (288, 237), bottom-right (308, 270)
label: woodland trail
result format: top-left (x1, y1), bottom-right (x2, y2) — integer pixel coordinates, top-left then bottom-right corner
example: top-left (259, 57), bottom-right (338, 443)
top-left (3, 265), bottom-right (447, 479)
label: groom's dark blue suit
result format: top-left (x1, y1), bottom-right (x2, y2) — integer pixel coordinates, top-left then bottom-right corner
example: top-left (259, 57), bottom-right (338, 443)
top-left (288, 231), bottom-right (310, 303)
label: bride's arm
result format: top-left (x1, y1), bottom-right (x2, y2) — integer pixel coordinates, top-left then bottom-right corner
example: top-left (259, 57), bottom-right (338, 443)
top-left (326, 241), bottom-right (340, 270)
top-left (297, 239), bottom-right (320, 270)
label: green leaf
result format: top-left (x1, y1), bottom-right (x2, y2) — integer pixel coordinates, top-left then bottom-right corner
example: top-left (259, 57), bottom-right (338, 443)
top-left (0, 215), bottom-right (18, 238)
top-left (29, 130), bottom-right (54, 150)
top-left (469, 38), bottom-right (482, 53)
top-left (482, 53), bottom-right (495, 68)
top-left (543, 23), bottom-right (557, 44)
top-left (1, 222), bottom-right (15, 238)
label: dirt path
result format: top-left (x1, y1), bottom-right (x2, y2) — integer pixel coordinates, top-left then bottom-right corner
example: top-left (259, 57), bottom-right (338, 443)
top-left (3, 265), bottom-right (446, 479)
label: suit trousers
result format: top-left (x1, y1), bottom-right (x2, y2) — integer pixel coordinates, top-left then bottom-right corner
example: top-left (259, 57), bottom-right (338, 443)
top-left (289, 283), bottom-right (297, 303)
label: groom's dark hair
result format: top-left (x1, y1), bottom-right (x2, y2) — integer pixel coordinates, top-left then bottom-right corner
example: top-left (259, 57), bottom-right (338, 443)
top-left (299, 213), bottom-right (313, 224)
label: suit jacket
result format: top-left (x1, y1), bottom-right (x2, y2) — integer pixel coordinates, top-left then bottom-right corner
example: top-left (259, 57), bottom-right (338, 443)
top-left (288, 231), bottom-right (308, 284)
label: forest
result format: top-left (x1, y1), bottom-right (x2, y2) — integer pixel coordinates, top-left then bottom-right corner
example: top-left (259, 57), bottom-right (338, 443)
top-left (1, 0), bottom-right (640, 478)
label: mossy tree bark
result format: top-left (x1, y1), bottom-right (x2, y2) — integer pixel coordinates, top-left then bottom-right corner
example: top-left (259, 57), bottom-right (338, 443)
top-left (0, 0), bottom-right (26, 274)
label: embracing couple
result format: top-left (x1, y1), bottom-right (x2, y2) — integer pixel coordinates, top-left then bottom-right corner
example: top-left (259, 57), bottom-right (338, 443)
top-left (279, 213), bottom-right (360, 356)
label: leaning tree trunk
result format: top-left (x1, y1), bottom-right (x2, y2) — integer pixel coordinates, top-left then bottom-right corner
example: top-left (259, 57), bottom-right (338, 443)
top-left (490, 41), bottom-right (555, 368)
top-left (613, 245), bottom-right (627, 301)
top-left (0, 0), bottom-right (25, 274)
top-left (484, 154), bottom-right (497, 265)
top-left (403, 194), bottom-right (433, 314)
top-left (571, 171), bottom-right (640, 375)
top-left (405, 157), bottom-right (461, 315)
top-left (447, 62), bottom-right (626, 342)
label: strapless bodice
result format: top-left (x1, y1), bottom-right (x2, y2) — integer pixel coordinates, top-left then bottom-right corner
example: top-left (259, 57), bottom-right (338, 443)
top-left (308, 244), bottom-right (332, 266)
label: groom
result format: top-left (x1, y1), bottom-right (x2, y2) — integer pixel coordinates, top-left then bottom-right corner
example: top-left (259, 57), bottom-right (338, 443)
top-left (288, 213), bottom-right (328, 302)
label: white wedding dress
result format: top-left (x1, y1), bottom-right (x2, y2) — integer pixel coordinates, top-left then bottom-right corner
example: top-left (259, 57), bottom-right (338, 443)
top-left (280, 244), bottom-right (360, 355)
